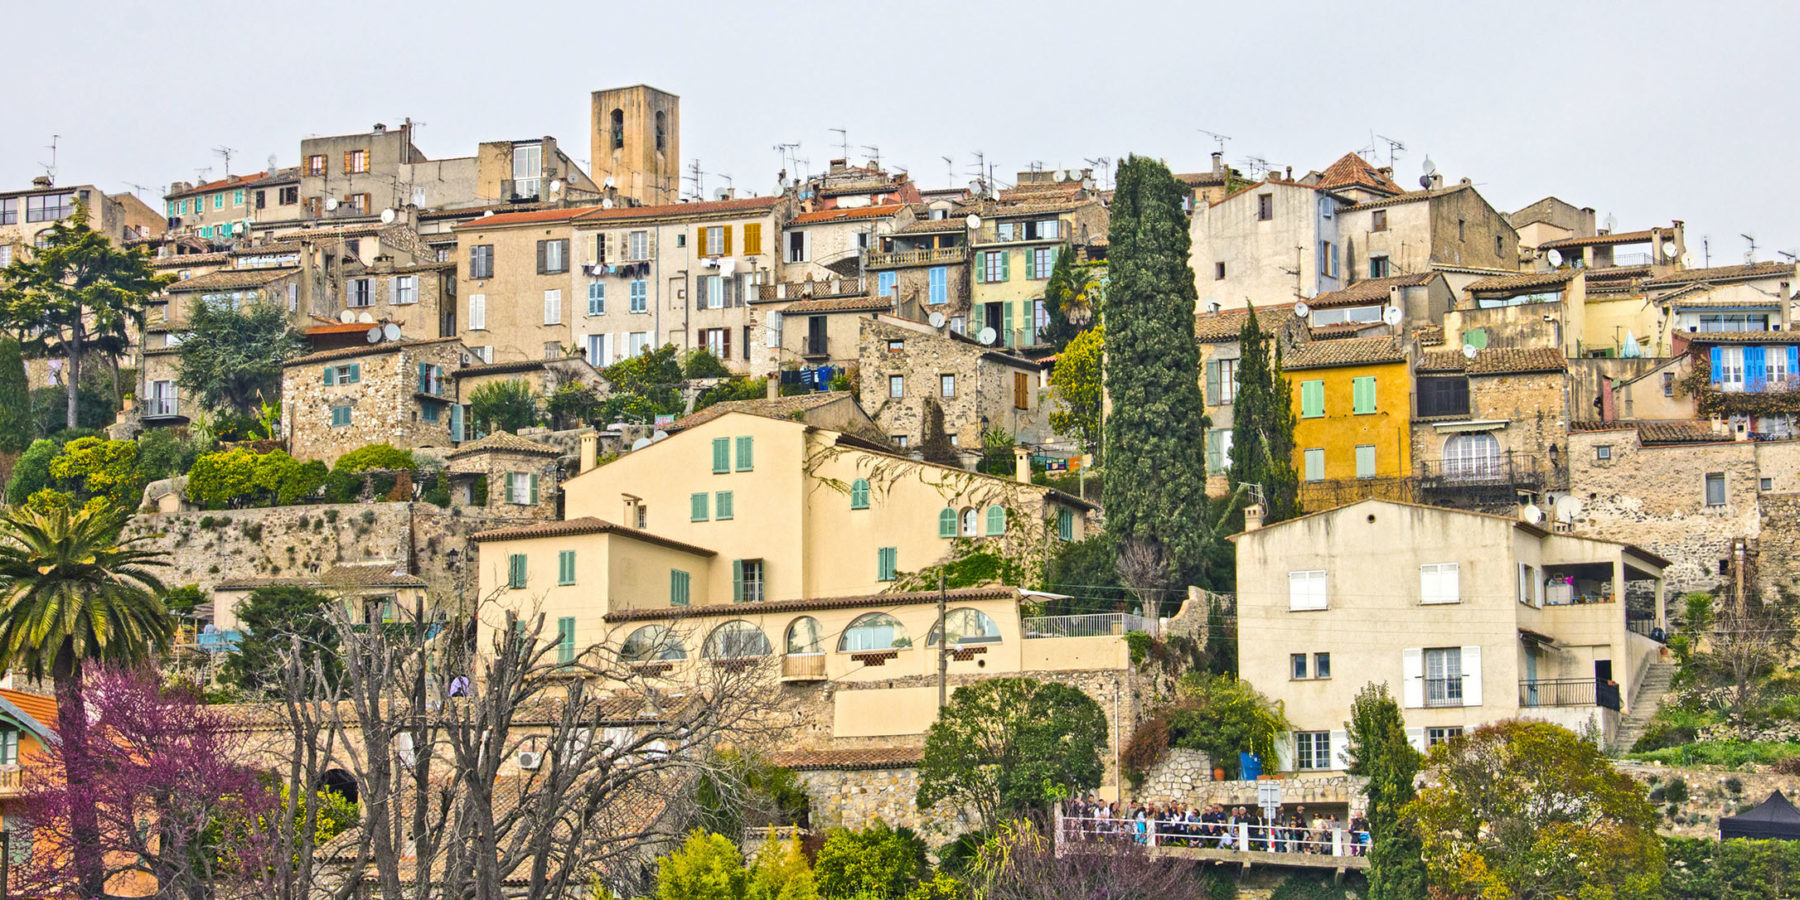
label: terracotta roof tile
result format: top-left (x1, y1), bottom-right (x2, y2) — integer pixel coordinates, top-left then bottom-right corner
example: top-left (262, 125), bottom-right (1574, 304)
top-left (165, 266), bottom-right (299, 293)
top-left (283, 337), bottom-right (462, 368)
top-left (1315, 153), bottom-right (1404, 196)
top-left (777, 295), bottom-right (892, 314)
top-left (896, 217), bottom-right (970, 234)
top-left (790, 204), bottom-right (903, 225)
top-left (1340, 183), bottom-right (1470, 212)
top-left (471, 517), bottom-right (717, 556)
top-left (1413, 324), bottom-right (1445, 346)
top-left (1416, 350), bottom-right (1467, 373)
top-left (1539, 229), bottom-right (1662, 250)
top-left (1175, 171), bottom-right (1228, 187)
top-left (1465, 270), bottom-right (1577, 294)
top-left (578, 196), bottom-right (780, 224)
top-left (152, 252), bottom-right (230, 269)
top-left (1194, 305), bottom-right (1280, 342)
top-left (446, 431), bottom-right (562, 459)
top-left (766, 747), bottom-right (925, 771)
top-left (604, 586), bottom-right (1016, 624)
top-left (455, 206), bottom-right (602, 229)
top-left (166, 168), bottom-right (299, 199)
top-left (0, 689), bottom-right (58, 736)
top-left (1666, 294), bottom-right (1781, 310)
top-left (1644, 261), bottom-right (1796, 288)
top-left (215, 563), bottom-right (426, 592)
top-left (1308, 273), bottom-right (1436, 309)
top-left (1570, 420), bottom-right (1635, 432)
top-left (1683, 330), bottom-right (1800, 345)
top-left (1282, 335), bottom-right (1405, 370)
top-left (454, 359), bottom-right (547, 378)
top-left (1638, 421), bottom-right (1723, 445)
top-left (671, 392), bottom-right (850, 430)
top-left (1308, 321), bottom-right (1385, 337)
top-left (1467, 347), bottom-right (1566, 375)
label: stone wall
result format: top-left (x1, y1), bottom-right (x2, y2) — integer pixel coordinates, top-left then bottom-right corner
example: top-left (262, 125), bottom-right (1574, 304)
top-left (794, 766), bottom-right (972, 841)
top-left (285, 339), bottom-right (464, 465)
top-left (1618, 761), bottom-right (1800, 839)
top-left (856, 317), bottom-right (1050, 448)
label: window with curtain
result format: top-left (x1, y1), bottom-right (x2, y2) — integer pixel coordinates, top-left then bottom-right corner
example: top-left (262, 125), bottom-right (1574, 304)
top-left (621, 625), bottom-right (686, 662)
top-left (704, 620), bottom-right (772, 659)
top-left (928, 608), bottom-right (1002, 646)
top-left (1442, 432), bottom-right (1501, 481)
top-left (839, 613), bottom-right (909, 652)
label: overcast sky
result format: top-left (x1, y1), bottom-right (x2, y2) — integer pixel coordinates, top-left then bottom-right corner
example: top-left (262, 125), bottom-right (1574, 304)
top-left (11, 0), bottom-right (1795, 262)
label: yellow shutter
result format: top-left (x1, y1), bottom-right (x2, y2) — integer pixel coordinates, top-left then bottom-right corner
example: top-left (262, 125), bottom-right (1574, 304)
top-left (696, 228), bottom-right (708, 256)
top-left (723, 225), bottom-right (734, 256)
top-left (744, 223), bottom-right (761, 255)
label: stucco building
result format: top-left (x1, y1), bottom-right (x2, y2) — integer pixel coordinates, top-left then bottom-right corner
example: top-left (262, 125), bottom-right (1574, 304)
top-left (1190, 178), bottom-right (1345, 312)
top-left (1337, 179), bottom-right (1520, 283)
top-left (164, 168), bottom-right (303, 243)
top-left (868, 218), bottom-right (971, 329)
top-left (1234, 498), bottom-right (1671, 760)
top-left (968, 195), bottom-right (1107, 350)
top-left (1285, 335), bottom-right (1413, 506)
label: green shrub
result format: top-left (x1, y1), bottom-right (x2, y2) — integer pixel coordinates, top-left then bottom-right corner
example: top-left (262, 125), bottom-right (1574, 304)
top-left (1159, 674), bottom-right (1289, 778)
top-left (1125, 630), bottom-right (1154, 665)
top-left (5, 438), bottom-right (59, 506)
top-left (333, 443), bottom-right (417, 473)
top-left (1664, 836), bottom-right (1800, 898)
top-left (137, 428), bottom-right (199, 480)
top-left (48, 436), bottom-right (146, 512)
top-left (813, 821), bottom-right (926, 900)
top-left (1628, 741), bottom-right (1800, 769)
top-left (422, 473), bottom-right (451, 508)
top-left (187, 447), bottom-right (326, 509)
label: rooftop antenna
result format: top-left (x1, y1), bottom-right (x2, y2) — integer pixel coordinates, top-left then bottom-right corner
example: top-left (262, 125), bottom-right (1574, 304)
top-left (969, 151), bottom-right (989, 198)
top-left (683, 158), bottom-right (706, 201)
top-left (213, 145), bottom-right (237, 176)
top-left (717, 173), bottom-right (734, 195)
top-left (39, 134), bottom-right (59, 182)
top-left (1741, 233), bottom-right (1758, 262)
top-left (193, 166), bottom-right (213, 184)
top-left (1028, 160), bottom-right (1044, 172)
top-left (124, 181), bottom-right (156, 203)
top-left (1083, 157), bottom-right (1112, 190)
top-left (1703, 235), bottom-right (1712, 267)
top-left (941, 156), bottom-right (955, 186)
top-left (773, 142), bottom-right (801, 184)
top-left (1243, 155), bottom-right (1270, 180)
top-left (1778, 249), bottom-right (1798, 263)
top-left (861, 144), bottom-right (881, 170)
top-left (1197, 129), bottom-right (1231, 155)
top-left (1374, 134), bottom-right (1405, 168)
top-left (828, 127), bottom-right (848, 161)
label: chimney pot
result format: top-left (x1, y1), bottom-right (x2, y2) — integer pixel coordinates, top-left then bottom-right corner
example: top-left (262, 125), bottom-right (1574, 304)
top-left (1212, 151), bottom-right (1224, 175)
top-left (1243, 503), bottom-right (1265, 531)
top-left (766, 373), bottom-right (780, 400)
top-left (1013, 447), bottom-right (1032, 484)
top-left (579, 430), bottom-right (599, 473)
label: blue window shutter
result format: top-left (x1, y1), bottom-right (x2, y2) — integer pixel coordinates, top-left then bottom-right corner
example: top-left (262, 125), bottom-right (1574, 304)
top-left (1790, 347), bottom-right (1799, 381)
top-left (712, 438), bottom-right (730, 473)
top-left (732, 560), bottom-right (744, 602)
top-left (451, 404), bottom-right (465, 442)
top-left (1746, 346), bottom-right (1767, 390)
top-left (938, 508), bottom-right (957, 538)
top-left (736, 435), bottom-right (753, 471)
top-left (1711, 346), bottom-right (1723, 385)
top-left (323, 368), bottom-right (334, 385)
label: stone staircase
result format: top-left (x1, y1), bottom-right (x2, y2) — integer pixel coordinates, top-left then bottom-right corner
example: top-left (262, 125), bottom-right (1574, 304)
top-left (1613, 661), bottom-right (1677, 753)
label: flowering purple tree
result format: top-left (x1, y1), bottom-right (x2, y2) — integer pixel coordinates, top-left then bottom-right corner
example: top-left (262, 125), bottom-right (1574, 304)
top-left (14, 666), bottom-right (273, 899)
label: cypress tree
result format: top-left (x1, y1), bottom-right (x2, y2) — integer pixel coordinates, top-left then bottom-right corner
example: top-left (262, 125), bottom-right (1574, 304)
top-left (1100, 156), bottom-right (1216, 587)
top-left (0, 336), bottom-right (30, 453)
top-left (1227, 312), bottom-right (1301, 523)
top-left (1345, 683), bottom-right (1428, 900)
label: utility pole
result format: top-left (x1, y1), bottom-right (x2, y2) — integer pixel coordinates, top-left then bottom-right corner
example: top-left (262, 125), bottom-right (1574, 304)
top-left (936, 572), bottom-right (949, 709)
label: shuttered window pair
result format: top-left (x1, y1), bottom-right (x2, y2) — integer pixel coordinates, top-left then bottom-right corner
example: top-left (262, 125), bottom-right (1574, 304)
top-left (1300, 380), bottom-right (1325, 418)
top-left (507, 554), bottom-right (528, 589)
top-left (877, 547), bottom-right (898, 582)
top-left (506, 472), bottom-right (540, 506)
top-left (557, 550), bottom-right (576, 586)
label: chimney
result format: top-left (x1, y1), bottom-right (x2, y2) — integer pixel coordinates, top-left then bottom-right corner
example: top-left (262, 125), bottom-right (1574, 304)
top-left (1284, 165), bottom-right (1293, 181)
top-left (373, 122), bottom-right (388, 133)
top-left (766, 373), bottom-right (779, 400)
top-left (31, 175), bottom-right (52, 189)
top-left (1377, 166), bottom-right (1395, 183)
top-left (1013, 446), bottom-right (1031, 484)
top-left (1211, 151), bottom-right (1223, 175)
top-left (1243, 503), bottom-right (1265, 532)
top-left (1428, 172), bottom-right (1444, 189)
top-left (579, 430), bottom-right (599, 473)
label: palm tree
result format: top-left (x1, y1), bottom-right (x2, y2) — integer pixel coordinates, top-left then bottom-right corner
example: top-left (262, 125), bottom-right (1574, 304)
top-left (0, 504), bottom-right (172, 897)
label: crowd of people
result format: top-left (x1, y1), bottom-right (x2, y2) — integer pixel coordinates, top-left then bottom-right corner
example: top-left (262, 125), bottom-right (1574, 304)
top-left (1061, 796), bottom-right (1370, 856)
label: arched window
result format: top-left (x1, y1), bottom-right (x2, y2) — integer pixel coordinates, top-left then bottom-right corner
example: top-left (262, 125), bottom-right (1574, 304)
top-left (703, 620), bottom-right (772, 659)
top-left (655, 110), bottom-right (667, 153)
top-left (984, 505), bottom-right (1006, 536)
top-left (928, 608), bottom-right (1003, 646)
top-left (851, 479), bottom-right (871, 510)
top-left (839, 613), bottom-right (910, 652)
top-left (1443, 432), bottom-right (1502, 481)
top-left (320, 768), bottom-right (359, 805)
top-left (938, 508), bottom-right (957, 538)
top-left (786, 616), bottom-right (823, 654)
top-left (610, 109), bottom-right (625, 151)
top-left (961, 507), bottom-right (978, 537)
top-left (620, 625), bottom-right (686, 662)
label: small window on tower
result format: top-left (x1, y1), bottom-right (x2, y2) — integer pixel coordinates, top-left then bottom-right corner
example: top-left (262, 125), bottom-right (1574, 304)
top-left (610, 109), bottom-right (625, 151)
top-left (655, 111), bottom-right (667, 153)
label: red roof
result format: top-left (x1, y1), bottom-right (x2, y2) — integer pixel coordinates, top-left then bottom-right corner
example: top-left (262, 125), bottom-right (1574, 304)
top-left (1316, 153), bottom-right (1404, 196)
top-left (455, 206), bottom-right (604, 229)
top-left (791, 204), bottom-right (902, 225)
top-left (577, 195), bottom-right (781, 222)
top-left (0, 689), bottom-right (57, 734)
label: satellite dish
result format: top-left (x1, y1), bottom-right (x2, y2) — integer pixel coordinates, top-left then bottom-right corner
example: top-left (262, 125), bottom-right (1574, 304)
top-left (338, 309), bottom-right (357, 324)
top-left (382, 323), bottom-right (402, 341)
top-left (1546, 248), bottom-right (1564, 267)
top-left (1553, 494), bottom-right (1581, 522)
top-left (601, 198), bottom-right (614, 209)
top-left (965, 214), bottom-right (982, 231)
top-left (977, 326), bottom-right (998, 345)
top-left (651, 429), bottom-right (669, 441)
top-left (1681, 252), bottom-right (1695, 268)
top-left (928, 312), bottom-right (947, 328)
top-left (1462, 344), bottom-right (1479, 359)
top-left (631, 437), bottom-right (652, 451)
top-left (356, 311), bottom-right (375, 324)
top-left (365, 327), bottom-right (383, 343)
top-left (1522, 505), bottom-right (1544, 525)
top-left (1662, 240), bottom-right (1679, 258)
top-left (1293, 301), bottom-right (1311, 318)
top-left (1383, 306), bottom-right (1403, 326)
top-left (1421, 156), bottom-right (1437, 176)
top-left (379, 208), bottom-right (396, 224)
top-left (602, 176), bottom-right (615, 188)
top-left (1603, 213), bottom-right (1618, 233)
top-left (324, 197), bottom-right (339, 211)
top-left (549, 179), bottom-right (563, 194)
top-left (1052, 170), bottom-right (1068, 183)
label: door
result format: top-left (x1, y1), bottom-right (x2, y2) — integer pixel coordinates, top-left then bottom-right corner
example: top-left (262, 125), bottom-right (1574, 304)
top-left (1594, 659), bottom-right (1612, 684)
top-left (808, 316), bottom-right (827, 355)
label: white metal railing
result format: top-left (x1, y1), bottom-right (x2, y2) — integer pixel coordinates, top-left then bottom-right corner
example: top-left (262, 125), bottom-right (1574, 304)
top-left (1059, 815), bottom-right (1368, 858)
top-left (1021, 613), bottom-right (1159, 639)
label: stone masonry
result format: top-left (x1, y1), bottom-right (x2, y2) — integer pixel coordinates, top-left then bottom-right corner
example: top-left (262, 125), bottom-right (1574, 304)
top-left (283, 337), bottom-right (467, 464)
top-left (857, 316), bottom-right (1050, 449)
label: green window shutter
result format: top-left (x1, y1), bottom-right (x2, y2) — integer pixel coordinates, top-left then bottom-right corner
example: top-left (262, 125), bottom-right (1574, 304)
top-left (323, 368), bottom-right (334, 385)
top-left (1205, 361), bottom-right (1220, 403)
top-left (735, 435), bottom-right (753, 471)
top-left (505, 473), bottom-right (518, 503)
top-left (690, 492), bottom-right (709, 521)
top-left (1353, 376), bottom-right (1377, 414)
top-left (715, 490), bottom-right (734, 520)
top-left (670, 570), bottom-right (690, 606)
top-left (1000, 250), bottom-right (1011, 280)
top-left (985, 506), bottom-right (1005, 535)
top-left (938, 508), bottom-right (957, 538)
top-left (1301, 380), bottom-right (1325, 418)
top-left (557, 617), bottom-right (575, 664)
top-left (1356, 445), bottom-right (1377, 478)
top-left (558, 550), bottom-right (576, 585)
top-left (1057, 509), bottom-right (1073, 541)
top-left (851, 479), bottom-right (870, 509)
top-left (712, 438), bottom-right (730, 473)
top-left (732, 560), bottom-right (744, 603)
top-left (1305, 448), bottom-right (1325, 482)
top-left (878, 547), bottom-right (896, 582)
top-left (508, 554), bottom-right (527, 589)
top-left (1206, 430), bottom-right (1222, 474)
top-left (528, 473), bottom-right (540, 505)
top-left (1002, 301), bottom-right (1014, 347)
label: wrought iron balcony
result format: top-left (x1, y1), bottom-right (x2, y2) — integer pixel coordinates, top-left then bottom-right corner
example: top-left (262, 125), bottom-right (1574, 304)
top-left (1519, 678), bottom-right (1621, 711)
top-left (141, 396), bottom-right (181, 419)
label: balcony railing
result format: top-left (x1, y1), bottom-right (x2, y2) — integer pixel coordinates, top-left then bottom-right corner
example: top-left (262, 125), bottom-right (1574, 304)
top-left (758, 277), bottom-right (868, 301)
top-left (1022, 613), bottom-right (1160, 639)
top-left (1415, 451), bottom-right (1566, 495)
top-left (1519, 678), bottom-right (1621, 711)
top-left (780, 652), bottom-right (826, 682)
top-left (141, 396), bottom-right (181, 419)
top-left (1424, 676), bottom-right (1466, 708)
top-left (0, 767), bottom-right (21, 795)
top-left (864, 247), bottom-right (964, 269)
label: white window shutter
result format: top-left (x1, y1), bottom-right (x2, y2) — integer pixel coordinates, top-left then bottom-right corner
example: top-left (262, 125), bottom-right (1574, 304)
top-left (1402, 648), bottom-right (1424, 708)
top-left (1274, 733), bottom-right (1294, 772)
top-left (1461, 645), bottom-right (1483, 706)
top-left (388, 276), bottom-right (399, 302)
top-left (1406, 727), bottom-right (1426, 753)
top-left (802, 230), bottom-right (812, 262)
top-left (1330, 729), bottom-right (1351, 770)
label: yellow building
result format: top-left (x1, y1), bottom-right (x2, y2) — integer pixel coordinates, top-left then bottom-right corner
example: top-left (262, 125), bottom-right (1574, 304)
top-left (1286, 336), bottom-right (1412, 493)
top-left (967, 198), bottom-right (1106, 350)
top-left (471, 396), bottom-right (1121, 742)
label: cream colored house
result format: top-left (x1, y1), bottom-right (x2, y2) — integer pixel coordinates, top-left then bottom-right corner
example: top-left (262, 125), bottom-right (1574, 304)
top-left (1233, 498), bottom-right (1670, 763)
top-left (471, 399), bottom-right (1102, 740)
